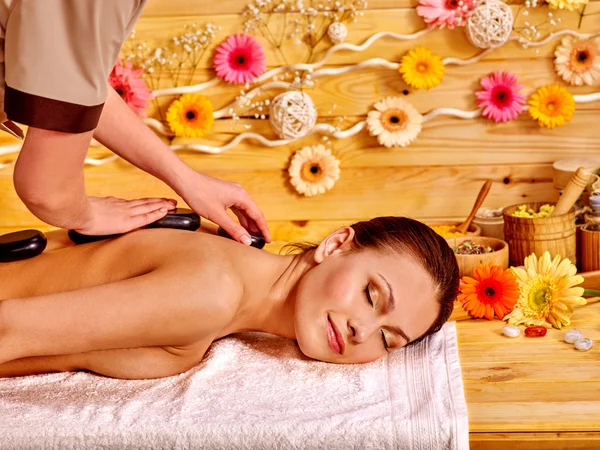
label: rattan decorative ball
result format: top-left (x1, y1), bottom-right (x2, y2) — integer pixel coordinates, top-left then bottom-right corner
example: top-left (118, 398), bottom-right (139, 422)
top-left (466, 0), bottom-right (513, 49)
top-left (327, 22), bottom-right (348, 45)
top-left (269, 91), bottom-right (317, 140)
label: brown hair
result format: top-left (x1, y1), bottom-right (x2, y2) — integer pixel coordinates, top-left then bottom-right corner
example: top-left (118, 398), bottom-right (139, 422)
top-left (284, 216), bottom-right (459, 344)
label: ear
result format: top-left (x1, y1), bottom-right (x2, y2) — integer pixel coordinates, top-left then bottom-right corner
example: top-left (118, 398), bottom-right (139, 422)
top-left (313, 227), bottom-right (355, 264)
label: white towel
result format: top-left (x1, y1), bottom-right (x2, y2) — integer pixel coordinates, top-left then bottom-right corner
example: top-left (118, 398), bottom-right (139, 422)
top-left (0, 322), bottom-right (468, 450)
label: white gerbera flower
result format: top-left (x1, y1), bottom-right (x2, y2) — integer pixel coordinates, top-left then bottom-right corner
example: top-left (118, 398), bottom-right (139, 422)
top-left (554, 36), bottom-right (600, 87)
top-left (288, 145), bottom-right (341, 197)
top-left (366, 97), bottom-right (423, 148)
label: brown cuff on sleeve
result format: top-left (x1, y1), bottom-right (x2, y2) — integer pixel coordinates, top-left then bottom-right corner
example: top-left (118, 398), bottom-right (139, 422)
top-left (5, 86), bottom-right (104, 134)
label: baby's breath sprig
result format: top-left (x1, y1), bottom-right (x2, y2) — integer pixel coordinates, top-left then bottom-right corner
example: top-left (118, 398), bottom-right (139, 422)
top-left (122, 23), bottom-right (220, 121)
top-left (510, 0), bottom-right (563, 49)
top-left (242, 0), bottom-right (367, 64)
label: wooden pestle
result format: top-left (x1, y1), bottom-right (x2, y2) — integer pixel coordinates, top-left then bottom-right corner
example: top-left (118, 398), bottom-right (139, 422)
top-left (453, 180), bottom-right (493, 235)
top-left (551, 166), bottom-right (595, 216)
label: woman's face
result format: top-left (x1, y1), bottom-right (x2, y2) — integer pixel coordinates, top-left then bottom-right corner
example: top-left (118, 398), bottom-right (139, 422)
top-left (294, 229), bottom-right (439, 364)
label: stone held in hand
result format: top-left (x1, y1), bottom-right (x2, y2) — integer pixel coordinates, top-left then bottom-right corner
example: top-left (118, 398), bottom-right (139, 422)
top-left (501, 324), bottom-right (520, 338)
top-left (524, 326), bottom-right (547, 337)
top-left (564, 329), bottom-right (583, 344)
top-left (574, 337), bottom-right (593, 351)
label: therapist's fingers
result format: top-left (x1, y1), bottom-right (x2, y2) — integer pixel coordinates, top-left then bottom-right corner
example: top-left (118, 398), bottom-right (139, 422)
top-left (214, 212), bottom-right (254, 246)
top-left (231, 202), bottom-right (271, 243)
top-left (232, 208), bottom-right (271, 243)
top-left (232, 210), bottom-right (253, 234)
top-left (128, 199), bottom-right (178, 217)
top-left (127, 198), bottom-right (178, 209)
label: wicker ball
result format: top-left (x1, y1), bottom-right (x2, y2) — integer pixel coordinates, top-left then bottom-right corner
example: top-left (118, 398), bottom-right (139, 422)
top-left (327, 22), bottom-right (348, 45)
top-left (466, 0), bottom-right (513, 49)
top-left (269, 91), bottom-right (317, 140)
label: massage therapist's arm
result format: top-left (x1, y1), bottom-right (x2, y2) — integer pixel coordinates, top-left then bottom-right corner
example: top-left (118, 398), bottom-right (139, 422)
top-left (13, 128), bottom-right (95, 229)
top-left (92, 87), bottom-right (194, 197)
top-left (93, 86), bottom-right (272, 244)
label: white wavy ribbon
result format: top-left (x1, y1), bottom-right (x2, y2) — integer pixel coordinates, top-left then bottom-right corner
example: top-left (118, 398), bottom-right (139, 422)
top-left (150, 29), bottom-right (600, 102)
top-left (0, 139), bottom-right (114, 169)
top-left (422, 108), bottom-right (482, 123)
top-left (171, 121), bottom-right (367, 154)
top-left (160, 30), bottom-right (600, 122)
top-left (154, 91), bottom-right (600, 155)
top-left (152, 29), bottom-right (432, 99)
top-left (2, 91), bottom-right (599, 164)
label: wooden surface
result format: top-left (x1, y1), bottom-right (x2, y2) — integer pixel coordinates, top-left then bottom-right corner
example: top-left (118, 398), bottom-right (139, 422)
top-left (455, 273), bottom-right (600, 449)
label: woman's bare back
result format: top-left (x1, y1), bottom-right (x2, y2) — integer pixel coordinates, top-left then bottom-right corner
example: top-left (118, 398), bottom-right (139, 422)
top-left (0, 228), bottom-right (205, 299)
top-left (0, 228), bottom-right (243, 379)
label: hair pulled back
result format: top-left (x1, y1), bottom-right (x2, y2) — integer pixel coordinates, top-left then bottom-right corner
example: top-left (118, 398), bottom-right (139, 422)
top-left (286, 216), bottom-right (459, 343)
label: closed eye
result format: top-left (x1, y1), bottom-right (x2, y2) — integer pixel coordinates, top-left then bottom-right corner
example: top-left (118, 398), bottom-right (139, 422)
top-left (364, 283), bottom-right (373, 307)
top-left (381, 330), bottom-right (389, 352)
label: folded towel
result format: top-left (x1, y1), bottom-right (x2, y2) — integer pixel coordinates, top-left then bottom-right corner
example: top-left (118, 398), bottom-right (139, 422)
top-left (0, 322), bottom-right (468, 450)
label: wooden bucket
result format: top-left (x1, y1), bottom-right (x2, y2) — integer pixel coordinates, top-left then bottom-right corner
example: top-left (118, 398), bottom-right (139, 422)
top-left (502, 202), bottom-right (576, 267)
top-left (580, 223), bottom-right (600, 272)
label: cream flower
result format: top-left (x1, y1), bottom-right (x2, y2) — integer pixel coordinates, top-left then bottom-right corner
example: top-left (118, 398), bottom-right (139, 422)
top-left (288, 145), bottom-right (341, 197)
top-left (367, 97), bottom-right (423, 148)
top-left (554, 36), bottom-right (600, 86)
top-left (505, 252), bottom-right (587, 329)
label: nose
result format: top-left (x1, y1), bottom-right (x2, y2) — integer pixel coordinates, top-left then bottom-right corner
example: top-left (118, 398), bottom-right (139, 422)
top-left (347, 318), bottom-right (378, 344)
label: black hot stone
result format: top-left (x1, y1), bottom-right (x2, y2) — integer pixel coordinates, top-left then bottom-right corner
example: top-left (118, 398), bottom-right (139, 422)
top-left (146, 208), bottom-right (200, 231)
top-left (0, 229), bottom-right (47, 262)
top-left (67, 229), bottom-right (121, 245)
top-left (68, 209), bottom-right (201, 245)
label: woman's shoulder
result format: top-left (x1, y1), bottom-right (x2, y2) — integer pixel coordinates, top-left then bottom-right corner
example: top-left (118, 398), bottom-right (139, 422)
top-left (148, 229), bottom-right (245, 305)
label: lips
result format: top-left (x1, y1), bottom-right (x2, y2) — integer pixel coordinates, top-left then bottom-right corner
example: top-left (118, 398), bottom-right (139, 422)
top-left (327, 315), bottom-right (345, 355)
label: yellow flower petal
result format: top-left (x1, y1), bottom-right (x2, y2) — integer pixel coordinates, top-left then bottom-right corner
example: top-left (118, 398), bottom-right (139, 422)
top-left (399, 46), bottom-right (444, 90)
top-left (508, 251), bottom-right (585, 329)
top-left (528, 85), bottom-right (575, 129)
top-left (166, 94), bottom-right (214, 138)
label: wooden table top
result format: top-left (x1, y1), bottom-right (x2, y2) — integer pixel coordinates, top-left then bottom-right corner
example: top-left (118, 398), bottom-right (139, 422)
top-left (455, 274), bottom-right (600, 450)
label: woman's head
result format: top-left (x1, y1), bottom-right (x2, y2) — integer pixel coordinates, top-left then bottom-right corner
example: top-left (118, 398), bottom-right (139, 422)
top-left (292, 216), bottom-right (459, 364)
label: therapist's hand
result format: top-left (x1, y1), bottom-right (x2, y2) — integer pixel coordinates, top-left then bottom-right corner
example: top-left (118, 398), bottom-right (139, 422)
top-left (177, 171), bottom-right (271, 246)
top-left (74, 196), bottom-right (178, 235)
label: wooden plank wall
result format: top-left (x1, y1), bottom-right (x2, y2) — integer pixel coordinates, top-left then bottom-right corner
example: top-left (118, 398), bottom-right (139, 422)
top-left (1, 0), bottom-right (599, 248)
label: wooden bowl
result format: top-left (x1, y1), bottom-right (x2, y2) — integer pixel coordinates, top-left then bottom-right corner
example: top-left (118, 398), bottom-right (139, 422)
top-left (425, 220), bottom-right (482, 239)
top-left (446, 236), bottom-right (509, 278)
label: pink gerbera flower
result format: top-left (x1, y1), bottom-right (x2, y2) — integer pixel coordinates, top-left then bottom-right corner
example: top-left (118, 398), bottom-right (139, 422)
top-left (475, 71), bottom-right (526, 124)
top-left (416, 0), bottom-right (478, 29)
top-left (109, 60), bottom-right (152, 117)
top-left (213, 34), bottom-right (266, 85)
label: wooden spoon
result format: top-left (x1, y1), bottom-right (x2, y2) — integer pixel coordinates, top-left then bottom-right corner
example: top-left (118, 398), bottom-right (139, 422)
top-left (453, 180), bottom-right (493, 235)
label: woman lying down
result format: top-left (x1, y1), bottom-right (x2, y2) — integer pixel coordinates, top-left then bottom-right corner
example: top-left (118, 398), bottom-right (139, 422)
top-left (0, 216), bottom-right (459, 380)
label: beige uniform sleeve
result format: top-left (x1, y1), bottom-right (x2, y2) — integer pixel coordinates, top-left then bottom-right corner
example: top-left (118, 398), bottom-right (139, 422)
top-left (3, 0), bottom-right (146, 134)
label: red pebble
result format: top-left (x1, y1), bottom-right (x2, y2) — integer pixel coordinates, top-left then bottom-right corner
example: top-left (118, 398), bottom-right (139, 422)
top-left (524, 326), bottom-right (547, 337)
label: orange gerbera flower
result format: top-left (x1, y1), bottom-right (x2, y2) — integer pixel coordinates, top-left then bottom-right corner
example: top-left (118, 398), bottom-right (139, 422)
top-left (458, 262), bottom-right (519, 320)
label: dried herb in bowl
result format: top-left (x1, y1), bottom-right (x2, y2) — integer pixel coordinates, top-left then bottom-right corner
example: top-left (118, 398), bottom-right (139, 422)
top-left (452, 240), bottom-right (494, 255)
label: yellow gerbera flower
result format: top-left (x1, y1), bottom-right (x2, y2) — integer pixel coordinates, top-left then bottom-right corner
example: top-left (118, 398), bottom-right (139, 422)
top-left (528, 84), bottom-right (575, 129)
top-left (505, 252), bottom-right (587, 329)
top-left (547, 0), bottom-right (587, 11)
top-left (166, 94), bottom-right (214, 138)
top-left (399, 46), bottom-right (444, 90)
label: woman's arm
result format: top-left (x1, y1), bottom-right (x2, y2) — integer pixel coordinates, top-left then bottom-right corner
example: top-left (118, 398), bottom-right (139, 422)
top-left (0, 261), bottom-right (241, 364)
